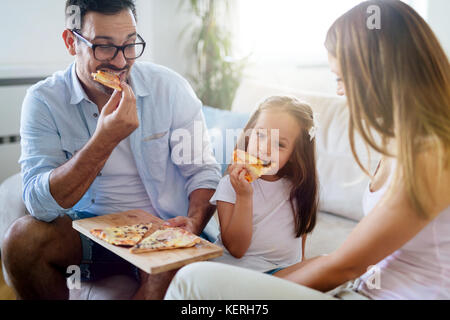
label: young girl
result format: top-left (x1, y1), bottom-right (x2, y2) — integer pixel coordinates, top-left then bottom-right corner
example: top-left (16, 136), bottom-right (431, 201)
top-left (210, 96), bottom-right (319, 275)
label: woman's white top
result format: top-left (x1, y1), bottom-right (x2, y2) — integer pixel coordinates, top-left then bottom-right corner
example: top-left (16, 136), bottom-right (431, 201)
top-left (210, 175), bottom-right (302, 272)
top-left (357, 160), bottom-right (450, 299)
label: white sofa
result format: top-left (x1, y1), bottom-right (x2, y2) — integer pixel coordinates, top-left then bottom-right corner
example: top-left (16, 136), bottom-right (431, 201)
top-left (0, 80), bottom-right (379, 299)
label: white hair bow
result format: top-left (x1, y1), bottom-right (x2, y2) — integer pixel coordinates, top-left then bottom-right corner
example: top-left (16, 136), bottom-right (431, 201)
top-left (308, 113), bottom-right (320, 142)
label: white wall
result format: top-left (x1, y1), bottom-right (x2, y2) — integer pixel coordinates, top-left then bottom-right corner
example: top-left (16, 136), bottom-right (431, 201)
top-left (0, 0), bottom-right (156, 78)
top-left (0, 86), bottom-right (29, 182)
top-left (427, 0), bottom-right (450, 56)
top-left (0, 0), bottom-right (156, 183)
top-left (146, 0), bottom-right (196, 78)
top-left (0, 1), bottom-right (71, 78)
top-left (240, 0), bottom-right (450, 97)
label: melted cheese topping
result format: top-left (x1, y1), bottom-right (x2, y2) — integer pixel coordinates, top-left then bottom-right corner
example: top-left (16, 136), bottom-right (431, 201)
top-left (91, 223), bottom-right (152, 245)
top-left (135, 228), bottom-right (199, 249)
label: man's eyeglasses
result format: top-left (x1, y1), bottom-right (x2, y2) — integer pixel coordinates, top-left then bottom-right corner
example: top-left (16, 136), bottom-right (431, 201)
top-left (71, 30), bottom-right (146, 62)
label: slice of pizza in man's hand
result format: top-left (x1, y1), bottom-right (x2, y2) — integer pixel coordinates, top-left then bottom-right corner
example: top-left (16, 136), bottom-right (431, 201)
top-left (91, 70), bottom-right (123, 91)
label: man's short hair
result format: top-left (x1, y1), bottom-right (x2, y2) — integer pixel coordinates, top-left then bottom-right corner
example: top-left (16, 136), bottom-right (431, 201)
top-left (65, 0), bottom-right (137, 31)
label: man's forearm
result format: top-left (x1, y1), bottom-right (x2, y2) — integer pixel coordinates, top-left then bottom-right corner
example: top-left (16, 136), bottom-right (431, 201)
top-left (187, 189), bottom-right (217, 235)
top-left (49, 134), bottom-right (117, 209)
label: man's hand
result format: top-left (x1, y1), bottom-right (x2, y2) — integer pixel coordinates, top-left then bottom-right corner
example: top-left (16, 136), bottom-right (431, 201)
top-left (165, 216), bottom-right (198, 234)
top-left (94, 82), bottom-right (139, 148)
top-left (165, 189), bottom-right (216, 236)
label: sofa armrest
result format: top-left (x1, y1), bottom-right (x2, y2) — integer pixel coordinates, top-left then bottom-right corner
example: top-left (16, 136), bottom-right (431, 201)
top-left (0, 173), bottom-right (28, 251)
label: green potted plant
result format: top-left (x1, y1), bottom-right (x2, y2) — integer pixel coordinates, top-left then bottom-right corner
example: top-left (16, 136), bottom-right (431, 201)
top-left (180, 0), bottom-right (247, 110)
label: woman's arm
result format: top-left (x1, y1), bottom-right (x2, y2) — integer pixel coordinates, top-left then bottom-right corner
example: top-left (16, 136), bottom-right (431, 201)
top-left (278, 152), bottom-right (450, 292)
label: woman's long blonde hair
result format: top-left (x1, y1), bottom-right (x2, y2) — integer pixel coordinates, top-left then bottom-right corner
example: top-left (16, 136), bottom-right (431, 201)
top-left (325, 0), bottom-right (450, 216)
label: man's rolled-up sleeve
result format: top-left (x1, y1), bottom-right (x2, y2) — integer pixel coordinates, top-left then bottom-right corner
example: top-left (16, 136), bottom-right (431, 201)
top-left (169, 80), bottom-right (222, 196)
top-left (19, 91), bottom-right (69, 222)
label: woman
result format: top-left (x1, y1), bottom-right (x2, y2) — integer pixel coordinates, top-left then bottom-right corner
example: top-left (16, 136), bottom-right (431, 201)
top-left (164, 0), bottom-right (450, 300)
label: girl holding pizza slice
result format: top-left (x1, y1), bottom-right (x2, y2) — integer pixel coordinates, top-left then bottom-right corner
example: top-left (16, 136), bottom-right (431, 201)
top-left (209, 96), bottom-right (320, 275)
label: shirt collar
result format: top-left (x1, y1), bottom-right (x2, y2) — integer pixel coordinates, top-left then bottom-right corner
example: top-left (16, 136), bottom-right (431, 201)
top-left (69, 62), bottom-right (92, 105)
top-left (128, 62), bottom-right (151, 98)
top-left (68, 62), bottom-right (151, 105)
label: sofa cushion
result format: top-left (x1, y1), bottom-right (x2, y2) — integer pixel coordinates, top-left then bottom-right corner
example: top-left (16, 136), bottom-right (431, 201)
top-left (306, 211), bottom-right (357, 258)
top-left (231, 80), bottom-right (381, 222)
top-left (0, 173), bottom-right (27, 250)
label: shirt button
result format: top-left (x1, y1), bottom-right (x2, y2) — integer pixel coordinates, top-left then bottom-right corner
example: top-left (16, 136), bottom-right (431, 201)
top-left (93, 113), bottom-right (99, 118)
top-left (97, 172), bottom-right (102, 177)
top-left (91, 199), bottom-right (95, 204)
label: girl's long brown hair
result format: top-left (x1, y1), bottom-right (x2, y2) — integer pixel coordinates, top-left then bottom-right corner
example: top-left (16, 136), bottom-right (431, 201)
top-left (325, 0), bottom-right (450, 216)
top-left (237, 96), bottom-right (319, 238)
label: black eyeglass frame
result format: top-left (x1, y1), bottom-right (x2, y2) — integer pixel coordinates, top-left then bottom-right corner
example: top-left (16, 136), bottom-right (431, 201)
top-left (71, 30), bottom-right (147, 62)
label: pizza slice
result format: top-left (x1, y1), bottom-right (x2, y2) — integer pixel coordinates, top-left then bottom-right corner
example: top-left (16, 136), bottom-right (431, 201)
top-left (130, 226), bottom-right (201, 254)
top-left (233, 149), bottom-right (276, 183)
top-left (90, 223), bottom-right (152, 247)
top-left (91, 70), bottom-right (122, 91)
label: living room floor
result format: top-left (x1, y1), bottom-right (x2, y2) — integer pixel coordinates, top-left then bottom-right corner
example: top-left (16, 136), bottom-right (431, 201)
top-left (0, 259), bottom-right (15, 300)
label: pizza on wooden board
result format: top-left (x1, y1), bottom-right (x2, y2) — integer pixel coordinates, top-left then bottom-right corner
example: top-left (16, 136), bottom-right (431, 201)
top-left (91, 70), bottom-right (122, 91)
top-left (90, 223), bottom-right (152, 246)
top-left (130, 226), bottom-right (201, 254)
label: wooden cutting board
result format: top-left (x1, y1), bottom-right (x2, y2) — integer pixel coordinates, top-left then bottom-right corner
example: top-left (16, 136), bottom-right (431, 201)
top-left (72, 210), bottom-right (223, 274)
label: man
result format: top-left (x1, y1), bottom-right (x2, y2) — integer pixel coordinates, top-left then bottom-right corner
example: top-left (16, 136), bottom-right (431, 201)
top-left (1, 0), bottom-right (221, 300)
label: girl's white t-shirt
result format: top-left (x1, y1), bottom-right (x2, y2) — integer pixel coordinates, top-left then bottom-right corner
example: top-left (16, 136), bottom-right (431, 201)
top-left (210, 175), bottom-right (302, 272)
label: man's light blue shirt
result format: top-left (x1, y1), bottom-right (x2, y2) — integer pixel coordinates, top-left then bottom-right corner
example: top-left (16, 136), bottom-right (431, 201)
top-left (20, 61), bottom-right (221, 223)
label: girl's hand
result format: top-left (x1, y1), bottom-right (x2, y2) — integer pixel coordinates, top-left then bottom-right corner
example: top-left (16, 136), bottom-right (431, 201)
top-left (228, 164), bottom-right (253, 197)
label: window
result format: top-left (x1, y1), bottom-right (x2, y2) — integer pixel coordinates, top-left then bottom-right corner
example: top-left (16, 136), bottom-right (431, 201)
top-left (236, 0), bottom-right (429, 67)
